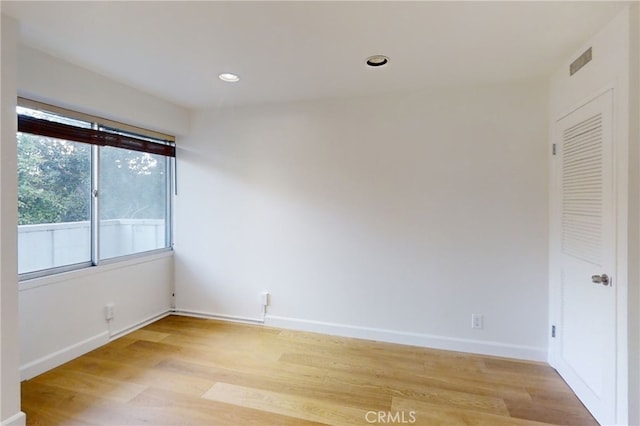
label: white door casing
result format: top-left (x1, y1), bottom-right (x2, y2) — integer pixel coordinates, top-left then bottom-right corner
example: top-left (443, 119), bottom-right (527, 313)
top-left (550, 89), bottom-right (616, 425)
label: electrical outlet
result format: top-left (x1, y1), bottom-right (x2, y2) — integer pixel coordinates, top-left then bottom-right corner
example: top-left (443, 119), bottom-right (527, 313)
top-left (105, 304), bottom-right (114, 321)
top-left (261, 291), bottom-right (270, 306)
top-left (471, 314), bottom-right (483, 329)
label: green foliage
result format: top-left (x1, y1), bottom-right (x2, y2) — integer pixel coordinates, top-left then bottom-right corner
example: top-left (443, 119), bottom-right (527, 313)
top-left (18, 133), bottom-right (167, 226)
top-left (18, 133), bottom-right (91, 225)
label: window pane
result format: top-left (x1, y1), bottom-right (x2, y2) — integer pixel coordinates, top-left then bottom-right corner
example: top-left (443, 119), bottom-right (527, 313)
top-left (17, 133), bottom-right (92, 274)
top-left (99, 146), bottom-right (168, 260)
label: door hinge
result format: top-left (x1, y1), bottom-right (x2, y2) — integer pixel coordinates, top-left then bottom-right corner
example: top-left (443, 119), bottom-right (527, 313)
top-left (551, 325), bottom-right (556, 338)
top-left (552, 144), bottom-right (557, 156)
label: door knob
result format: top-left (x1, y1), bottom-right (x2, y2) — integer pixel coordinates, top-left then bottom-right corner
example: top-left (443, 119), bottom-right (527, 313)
top-left (591, 274), bottom-right (610, 286)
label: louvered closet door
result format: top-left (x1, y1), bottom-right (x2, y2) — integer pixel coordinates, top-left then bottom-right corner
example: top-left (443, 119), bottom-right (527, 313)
top-left (554, 89), bottom-right (616, 425)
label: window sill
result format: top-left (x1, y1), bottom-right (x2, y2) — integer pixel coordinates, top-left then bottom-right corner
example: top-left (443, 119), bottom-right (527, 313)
top-left (19, 249), bottom-right (173, 292)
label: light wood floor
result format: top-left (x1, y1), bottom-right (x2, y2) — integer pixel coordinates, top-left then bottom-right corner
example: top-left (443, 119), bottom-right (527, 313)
top-left (22, 315), bottom-right (597, 425)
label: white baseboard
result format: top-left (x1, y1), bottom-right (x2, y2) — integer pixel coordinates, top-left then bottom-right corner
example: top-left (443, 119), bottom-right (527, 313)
top-left (110, 310), bottom-right (171, 340)
top-left (20, 310), bottom-right (171, 381)
top-left (265, 315), bottom-right (547, 362)
top-left (1, 412), bottom-right (26, 426)
top-left (20, 331), bottom-right (109, 381)
top-left (172, 309), bottom-right (264, 325)
top-left (18, 309), bottom-right (545, 383)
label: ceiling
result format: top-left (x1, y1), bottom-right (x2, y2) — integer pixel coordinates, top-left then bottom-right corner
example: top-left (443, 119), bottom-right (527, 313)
top-left (1, 1), bottom-right (629, 109)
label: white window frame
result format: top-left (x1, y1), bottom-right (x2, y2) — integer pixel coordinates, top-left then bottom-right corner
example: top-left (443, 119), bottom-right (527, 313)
top-left (17, 98), bottom-right (175, 281)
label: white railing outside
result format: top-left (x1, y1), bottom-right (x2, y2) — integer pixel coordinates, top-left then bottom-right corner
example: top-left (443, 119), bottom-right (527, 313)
top-left (18, 219), bottom-right (165, 274)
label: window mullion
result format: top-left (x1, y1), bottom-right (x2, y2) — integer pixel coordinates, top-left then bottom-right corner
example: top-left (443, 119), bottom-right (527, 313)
top-left (91, 135), bottom-right (100, 266)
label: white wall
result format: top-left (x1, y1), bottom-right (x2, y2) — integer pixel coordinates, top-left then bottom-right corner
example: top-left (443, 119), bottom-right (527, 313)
top-left (18, 45), bottom-right (189, 137)
top-left (14, 47), bottom-right (189, 380)
top-left (547, 5), bottom-right (636, 424)
top-left (1, 14), bottom-right (26, 426)
top-left (175, 80), bottom-right (549, 361)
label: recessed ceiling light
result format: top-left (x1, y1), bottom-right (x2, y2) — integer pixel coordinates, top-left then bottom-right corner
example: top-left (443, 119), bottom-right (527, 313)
top-left (366, 55), bottom-right (389, 67)
top-left (219, 73), bottom-right (240, 82)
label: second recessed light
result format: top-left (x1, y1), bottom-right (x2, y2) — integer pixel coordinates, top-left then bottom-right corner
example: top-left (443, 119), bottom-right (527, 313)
top-left (366, 55), bottom-right (389, 67)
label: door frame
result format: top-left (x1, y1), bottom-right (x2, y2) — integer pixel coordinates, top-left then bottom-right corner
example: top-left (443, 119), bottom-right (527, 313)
top-left (548, 82), bottom-right (629, 424)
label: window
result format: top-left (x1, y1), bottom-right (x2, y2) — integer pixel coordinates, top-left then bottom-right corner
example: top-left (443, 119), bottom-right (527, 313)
top-left (99, 146), bottom-right (169, 260)
top-left (17, 132), bottom-right (92, 273)
top-left (17, 99), bottom-right (175, 279)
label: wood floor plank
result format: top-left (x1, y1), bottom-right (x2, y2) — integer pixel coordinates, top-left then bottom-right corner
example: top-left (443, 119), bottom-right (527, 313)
top-left (83, 339), bottom-right (179, 369)
top-left (283, 350), bottom-right (534, 402)
top-left (483, 358), bottom-right (558, 376)
top-left (504, 397), bottom-right (600, 426)
top-left (53, 356), bottom-right (216, 398)
top-left (202, 382), bottom-right (368, 425)
top-left (157, 332), bottom-right (285, 363)
top-left (21, 315), bottom-right (597, 426)
top-left (131, 386), bottom-right (326, 425)
top-left (30, 370), bottom-right (147, 403)
top-left (526, 386), bottom-right (586, 407)
top-left (22, 381), bottom-right (113, 426)
top-left (125, 328), bottom-right (171, 343)
top-left (388, 385), bottom-right (510, 416)
top-left (392, 397), bottom-right (556, 426)
top-left (421, 356), bottom-right (568, 392)
top-left (155, 356), bottom-right (392, 411)
top-left (424, 356), bottom-right (486, 374)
